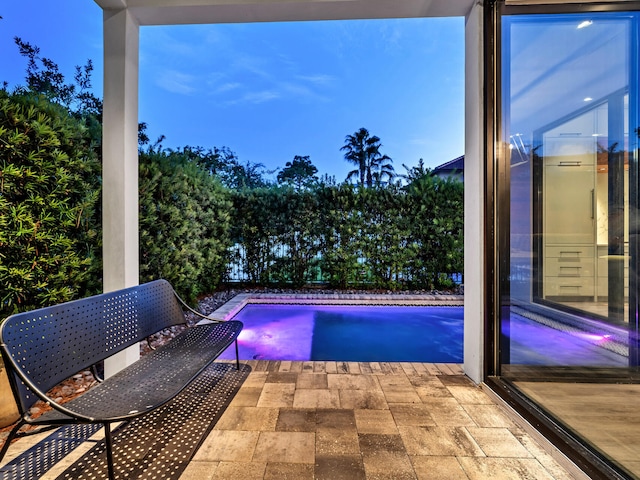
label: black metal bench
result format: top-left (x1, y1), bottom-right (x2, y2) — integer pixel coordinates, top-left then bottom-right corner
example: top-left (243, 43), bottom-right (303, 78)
top-left (0, 279), bottom-right (243, 480)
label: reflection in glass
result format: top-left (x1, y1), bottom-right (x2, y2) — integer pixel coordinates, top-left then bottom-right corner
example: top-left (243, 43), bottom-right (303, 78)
top-left (499, 11), bottom-right (639, 478)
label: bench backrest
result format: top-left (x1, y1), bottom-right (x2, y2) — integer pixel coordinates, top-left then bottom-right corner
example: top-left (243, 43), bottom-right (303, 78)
top-left (0, 279), bottom-right (187, 414)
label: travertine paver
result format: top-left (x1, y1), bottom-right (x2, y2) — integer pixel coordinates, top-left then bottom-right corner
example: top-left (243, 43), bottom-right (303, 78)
top-left (412, 455), bottom-right (470, 479)
top-left (192, 430), bottom-right (259, 462)
top-left (389, 403), bottom-right (437, 427)
top-left (462, 403), bottom-right (518, 428)
top-left (354, 409), bottom-right (398, 434)
top-left (181, 360), bottom-right (581, 480)
top-left (212, 461), bottom-right (266, 480)
top-left (215, 406), bottom-right (279, 431)
top-left (0, 361), bottom-right (582, 480)
top-left (253, 431), bottom-right (315, 463)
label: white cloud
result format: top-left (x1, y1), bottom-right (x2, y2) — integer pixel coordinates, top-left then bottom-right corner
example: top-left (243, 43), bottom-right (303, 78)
top-left (231, 55), bottom-right (273, 80)
top-left (225, 90), bottom-right (281, 106)
top-left (295, 74), bottom-right (336, 86)
top-left (156, 70), bottom-right (199, 95)
top-left (280, 81), bottom-right (330, 103)
top-left (214, 82), bottom-right (242, 94)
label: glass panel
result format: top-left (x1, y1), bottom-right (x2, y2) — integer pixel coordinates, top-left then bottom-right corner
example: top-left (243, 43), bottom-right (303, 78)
top-left (499, 10), bottom-right (639, 477)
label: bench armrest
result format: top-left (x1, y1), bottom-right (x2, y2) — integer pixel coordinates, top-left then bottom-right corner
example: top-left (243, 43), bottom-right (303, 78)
top-left (173, 292), bottom-right (223, 323)
top-left (0, 348), bottom-right (100, 423)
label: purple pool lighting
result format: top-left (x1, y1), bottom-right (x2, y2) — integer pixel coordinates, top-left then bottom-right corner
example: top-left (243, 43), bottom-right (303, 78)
top-left (216, 303), bottom-right (628, 366)
top-left (505, 314), bottom-right (626, 367)
top-left (218, 304), bottom-right (464, 362)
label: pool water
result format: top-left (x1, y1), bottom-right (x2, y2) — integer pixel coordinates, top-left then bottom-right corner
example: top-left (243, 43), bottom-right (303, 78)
top-left (218, 304), bottom-right (464, 362)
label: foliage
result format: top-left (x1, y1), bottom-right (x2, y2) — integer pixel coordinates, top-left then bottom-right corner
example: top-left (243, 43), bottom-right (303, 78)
top-left (400, 158), bottom-right (431, 183)
top-left (403, 172), bottom-right (464, 289)
top-left (341, 127), bottom-right (395, 187)
top-left (277, 155), bottom-right (318, 190)
top-left (230, 173), bottom-right (463, 290)
top-left (14, 37), bottom-right (102, 117)
top-left (229, 185), bottom-right (322, 286)
top-left (315, 183), bottom-right (364, 288)
top-left (0, 90), bottom-right (102, 317)
top-left (138, 148), bottom-right (232, 302)
top-left (2, 37), bottom-right (463, 308)
top-left (171, 145), bottom-right (273, 190)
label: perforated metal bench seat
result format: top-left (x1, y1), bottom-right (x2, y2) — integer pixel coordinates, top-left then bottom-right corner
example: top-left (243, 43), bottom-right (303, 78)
top-left (35, 320), bottom-right (242, 423)
top-left (0, 280), bottom-right (243, 480)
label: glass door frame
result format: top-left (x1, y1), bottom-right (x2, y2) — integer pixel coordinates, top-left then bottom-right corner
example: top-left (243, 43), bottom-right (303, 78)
top-left (484, 2), bottom-right (640, 479)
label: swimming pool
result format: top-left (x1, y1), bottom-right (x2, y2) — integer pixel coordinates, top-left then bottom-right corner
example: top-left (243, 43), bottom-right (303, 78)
top-left (214, 299), bottom-right (628, 365)
top-left (217, 304), bottom-right (464, 362)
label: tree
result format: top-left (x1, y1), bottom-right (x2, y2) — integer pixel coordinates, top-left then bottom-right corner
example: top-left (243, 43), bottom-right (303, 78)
top-left (400, 159), bottom-right (432, 185)
top-left (277, 155), bottom-right (318, 190)
top-left (223, 159), bottom-right (272, 190)
top-left (14, 37), bottom-right (101, 116)
top-left (341, 127), bottom-right (395, 187)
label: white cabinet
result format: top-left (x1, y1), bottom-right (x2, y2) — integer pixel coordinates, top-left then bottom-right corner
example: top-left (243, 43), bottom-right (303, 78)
top-left (542, 154), bottom-right (596, 299)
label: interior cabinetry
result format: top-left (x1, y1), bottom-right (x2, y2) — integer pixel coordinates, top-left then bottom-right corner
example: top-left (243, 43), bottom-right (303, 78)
top-left (542, 151), bottom-right (596, 300)
top-left (537, 99), bottom-right (629, 309)
top-left (541, 146), bottom-right (629, 302)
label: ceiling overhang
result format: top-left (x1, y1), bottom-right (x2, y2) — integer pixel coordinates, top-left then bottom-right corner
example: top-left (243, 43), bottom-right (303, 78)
top-left (93, 0), bottom-right (476, 25)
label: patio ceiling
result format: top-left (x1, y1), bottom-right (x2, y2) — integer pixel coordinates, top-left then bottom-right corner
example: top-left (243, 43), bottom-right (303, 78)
top-left (93, 0), bottom-right (476, 25)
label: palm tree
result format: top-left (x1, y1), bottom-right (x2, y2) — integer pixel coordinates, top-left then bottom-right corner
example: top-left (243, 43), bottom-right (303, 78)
top-left (341, 128), bottom-right (395, 187)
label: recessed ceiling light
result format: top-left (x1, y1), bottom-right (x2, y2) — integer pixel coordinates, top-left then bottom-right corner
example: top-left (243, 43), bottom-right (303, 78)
top-left (578, 20), bottom-right (593, 29)
top-left (584, 97), bottom-right (593, 102)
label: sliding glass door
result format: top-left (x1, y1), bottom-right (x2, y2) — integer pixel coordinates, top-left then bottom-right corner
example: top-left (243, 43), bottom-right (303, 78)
top-left (495, 5), bottom-right (640, 478)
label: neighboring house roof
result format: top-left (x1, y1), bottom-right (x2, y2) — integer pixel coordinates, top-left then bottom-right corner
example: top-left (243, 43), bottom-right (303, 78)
top-left (433, 155), bottom-right (464, 175)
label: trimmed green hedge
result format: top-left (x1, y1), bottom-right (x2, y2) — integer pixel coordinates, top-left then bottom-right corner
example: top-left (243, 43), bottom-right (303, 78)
top-left (230, 176), bottom-right (464, 290)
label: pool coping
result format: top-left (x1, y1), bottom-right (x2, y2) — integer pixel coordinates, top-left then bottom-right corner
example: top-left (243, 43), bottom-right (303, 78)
top-left (202, 293), bottom-right (464, 322)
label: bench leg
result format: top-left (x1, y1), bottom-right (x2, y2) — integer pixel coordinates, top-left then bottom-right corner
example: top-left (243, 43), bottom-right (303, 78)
top-left (0, 419), bottom-right (26, 464)
top-left (235, 339), bottom-right (240, 370)
top-left (103, 422), bottom-right (116, 480)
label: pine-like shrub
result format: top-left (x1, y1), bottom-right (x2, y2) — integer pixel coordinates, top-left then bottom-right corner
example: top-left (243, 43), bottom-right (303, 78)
top-left (0, 90), bottom-right (101, 317)
top-left (139, 149), bottom-right (232, 302)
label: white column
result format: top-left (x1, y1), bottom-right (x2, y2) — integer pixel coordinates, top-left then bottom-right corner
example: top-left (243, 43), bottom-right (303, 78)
top-left (463, 1), bottom-right (485, 384)
top-left (102, 7), bottom-right (141, 378)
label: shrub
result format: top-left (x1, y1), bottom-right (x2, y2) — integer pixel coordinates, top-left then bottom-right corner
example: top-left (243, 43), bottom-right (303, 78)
top-left (139, 149), bottom-right (232, 302)
top-left (230, 177), bottom-right (463, 290)
top-left (0, 90), bottom-right (101, 317)
top-left (405, 174), bottom-right (464, 289)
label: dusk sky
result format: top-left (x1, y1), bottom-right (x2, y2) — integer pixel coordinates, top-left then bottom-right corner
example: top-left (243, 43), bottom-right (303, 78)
top-left (0, 1), bottom-right (464, 182)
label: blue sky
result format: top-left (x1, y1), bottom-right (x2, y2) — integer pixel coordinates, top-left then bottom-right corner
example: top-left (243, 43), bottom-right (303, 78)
top-left (0, 1), bottom-right (464, 182)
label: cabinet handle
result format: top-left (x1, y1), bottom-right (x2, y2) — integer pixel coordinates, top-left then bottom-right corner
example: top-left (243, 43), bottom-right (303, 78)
top-left (591, 189), bottom-right (595, 219)
top-left (559, 266), bottom-right (581, 277)
top-left (558, 161), bottom-right (582, 166)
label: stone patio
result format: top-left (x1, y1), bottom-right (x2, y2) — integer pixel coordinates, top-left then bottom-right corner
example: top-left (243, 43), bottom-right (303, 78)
top-left (0, 361), bottom-right (584, 480)
top-left (183, 360), bottom-right (581, 480)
